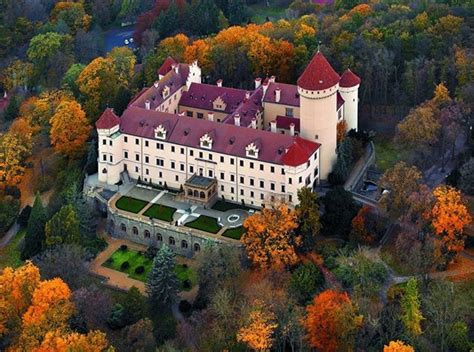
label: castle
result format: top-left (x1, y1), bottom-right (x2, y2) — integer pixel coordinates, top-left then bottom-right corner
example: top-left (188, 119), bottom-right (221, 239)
top-left (96, 51), bottom-right (360, 208)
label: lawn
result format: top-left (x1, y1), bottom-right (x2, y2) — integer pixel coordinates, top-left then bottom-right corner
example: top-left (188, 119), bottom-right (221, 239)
top-left (143, 204), bottom-right (177, 222)
top-left (102, 248), bottom-right (197, 291)
top-left (115, 196), bottom-right (148, 213)
top-left (0, 230), bottom-right (25, 270)
top-left (185, 215), bottom-right (222, 234)
top-left (249, 3), bottom-right (287, 23)
top-left (211, 200), bottom-right (256, 212)
top-left (380, 245), bottom-right (413, 277)
top-left (222, 226), bottom-right (245, 240)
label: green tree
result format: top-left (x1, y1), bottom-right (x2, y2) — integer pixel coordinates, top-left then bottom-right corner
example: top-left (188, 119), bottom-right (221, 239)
top-left (21, 194), bottom-right (47, 259)
top-left (45, 204), bottom-right (81, 247)
top-left (146, 245), bottom-right (179, 307)
top-left (63, 182), bottom-right (97, 241)
top-left (121, 286), bottom-right (147, 325)
top-left (62, 63), bottom-right (85, 97)
top-left (289, 262), bottom-right (324, 305)
top-left (400, 278), bottom-right (423, 337)
top-left (4, 95), bottom-right (19, 121)
top-left (112, 85), bottom-right (131, 116)
top-left (296, 187), bottom-right (321, 253)
top-left (321, 187), bottom-right (359, 238)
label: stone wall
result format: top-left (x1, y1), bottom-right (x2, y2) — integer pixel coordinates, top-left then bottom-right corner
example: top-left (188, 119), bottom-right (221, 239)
top-left (106, 208), bottom-right (239, 258)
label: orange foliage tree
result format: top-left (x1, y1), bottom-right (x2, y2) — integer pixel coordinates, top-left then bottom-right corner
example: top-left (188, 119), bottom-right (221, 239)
top-left (49, 100), bottom-right (91, 158)
top-left (183, 39), bottom-right (213, 73)
top-left (36, 330), bottom-right (111, 352)
top-left (383, 340), bottom-right (415, 352)
top-left (303, 290), bottom-right (362, 352)
top-left (337, 120), bottom-right (348, 143)
top-left (241, 203), bottom-right (300, 270)
top-left (350, 205), bottom-right (374, 244)
top-left (237, 300), bottom-right (277, 352)
top-left (428, 185), bottom-right (472, 256)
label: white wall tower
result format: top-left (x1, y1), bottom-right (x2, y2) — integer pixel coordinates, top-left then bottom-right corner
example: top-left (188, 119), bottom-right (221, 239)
top-left (96, 109), bottom-right (122, 185)
top-left (339, 69), bottom-right (361, 132)
top-left (297, 52), bottom-right (340, 180)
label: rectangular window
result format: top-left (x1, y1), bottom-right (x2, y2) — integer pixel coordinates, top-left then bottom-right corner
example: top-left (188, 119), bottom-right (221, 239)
top-left (231, 187), bottom-right (234, 193)
top-left (102, 154), bottom-right (107, 161)
top-left (240, 160), bottom-right (244, 167)
top-left (190, 150), bottom-right (194, 156)
top-left (250, 179), bottom-right (254, 186)
top-left (159, 171), bottom-right (162, 178)
top-left (240, 176), bottom-right (244, 184)
top-left (208, 170), bottom-right (213, 178)
top-left (209, 154), bottom-right (213, 161)
top-left (145, 156), bottom-right (149, 163)
top-left (187, 111), bottom-right (193, 117)
top-left (250, 191), bottom-right (254, 197)
top-left (221, 185), bottom-right (224, 191)
top-left (124, 136), bottom-right (128, 143)
top-left (250, 162), bottom-right (254, 169)
top-left (285, 107), bottom-right (294, 117)
top-left (190, 166), bottom-right (194, 173)
top-left (171, 146), bottom-right (175, 152)
top-left (220, 156), bottom-right (224, 163)
top-left (281, 185), bottom-right (285, 192)
top-left (180, 148), bottom-right (184, 154)
top-left (180, 164), bottom-right (184, 171)
top-left (135, 138), bottom-right (139, 145)
top-left (156, 159), bottom-right (164, 166)
top-left (175, 175), bottom-right (179, 181)
top-left (171, 162), bottom-right (175, 169)
top-left (260, 180), bottom-right (264, 188)
top-left (281, 168), bottom-right (285, 175)
top-left (124, 151), bottom-right (128, 159)
top-left (230, 158), bottom-right (235, 165)
top-left (146, 168), bottom-right (149, 175)
top-left (289, 178), bottom-right (292, 184)
top-left (240, 189), bottom-right (244, 196)
top-left (145, 140), bottom-right (149, 147)
top-left (270, 166), bottom-right (275, 173)
top-left (135, 166), bottom-right (139, 172)
top-left (220, 172), bottom-right (224, 180)
top-left (197, 113), bottom-right (204, 119)
top-left (109, 140), bottom-right (112, 146)
top-left (230, 175), bottom-right (235, 182)
top-left (260, 193), bottom-right (264, 200)
top-left (270, 183), bottom-right (275, 191)
top-left (299, 176), bottom-right (302, 183)
top-left (135, 154), bottom-right (139, 161)
top-left (102, 139), bottom-right (106, 145)
top-left (260, 164), bottom-right (264, 171)
top-left (199, 152), bottom-right (203, 158)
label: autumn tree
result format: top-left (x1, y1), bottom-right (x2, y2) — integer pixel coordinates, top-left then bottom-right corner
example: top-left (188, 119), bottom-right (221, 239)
top-left (303, 290), bottom-right (362, 352)
top-left (242, 203), bottom-right (299, 270)
top-left (45, 205), bottom-right (81, 247)
top-left (295, 187), bottom-right (321, 253)
top-left (35, 329), bottom-right (111, 352)
top-left (49, 99), bottom-right (91, 158)
top-left (237, 300), bottom-right (277, 352)
top-left (384, 340), bottom-right (415, 352)
top-left (427, 185), bottom-right (471, 260)
top-left (50, 2), bottom-right (91, 33)
top-left (107, 47), bottom-right (137, 84)
top-left (400, 278), bottom-right (423, 337)
top-left (379, 162), bottom-right (423, 219)
top-left (337, 119), bottom-right (348, 143)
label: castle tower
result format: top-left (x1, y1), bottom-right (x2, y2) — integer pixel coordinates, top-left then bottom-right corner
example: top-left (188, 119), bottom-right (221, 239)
top-left (339, 69), bottom-right (361, 132)
top-left (297, 52), bottom-right (340, 180)
top-left (96, 108), bottom-right (122, 184)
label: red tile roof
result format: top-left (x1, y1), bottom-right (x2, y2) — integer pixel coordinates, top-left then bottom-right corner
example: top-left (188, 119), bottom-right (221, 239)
top-left (281, 137), bottom-right (321, 167)
top-left (263, 82), bottom-right (300, 107)
top-left (223, 87), bottom-right (264, 127)
top-left (158, 57), bottom-right (177, 76)
top-left (276, 116), bottom-right (300, 132)
top-left (96, 108), bottom-right (120, 129)
top-left (118, 106), bottom-right (319, 166)
top-left (339, 69), bottom-right (361, 87)
top-left (297, 51), bottom-right (340, 91)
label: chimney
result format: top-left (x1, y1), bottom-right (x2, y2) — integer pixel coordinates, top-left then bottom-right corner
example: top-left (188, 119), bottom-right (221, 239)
top-left (251, 118), bottom-right (257, 129)
top-left (234, 113), bottom-right (240, 126)
top-left (270, 120), bottom-right (277, 133)
top-left (172, 63), bottom-right (179, 73)
top-left (154, 81), bottom-right (159, 88)
top-left (245, 91), bottom-right (251, 99)
top-left (178, 112), bottom-right (185, 116)
top-left (216, 79), bottom-right (223, 87)
top-left (275, 87), bottom-right (281, 103)
top-left (145, 100), bottom-right (151, 110)
top-left (262, 81), bottom-right (269, 96)
top-left (269, 75), bottom-right (276, 83)
top-left (3, 91), bottom-right (7, 99)
top-left (290, 123), bottom-right (295, 136)
top-left (255, 78), bottom-right (262, 89)
top-left (208, 112), bottom-right (214, 121)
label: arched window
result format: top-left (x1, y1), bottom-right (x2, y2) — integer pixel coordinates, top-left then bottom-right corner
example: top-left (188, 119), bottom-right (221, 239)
top-left (169, 237), bottom-right (175, 245)
top-left (156, 233), bottom-right (163, 241)
top-left (193, 190), bottom-right (199, 197)
top-left (181, 240), bottom-right (188, 249)
top-left (102, 168), bottom-right (107, 173)
top-left (194, 243), bottom-right (200, 252)
top-left (144, 230), bottom-right (150, 238)
top-left (199, 191), bottom-right (205, 199)
top-left (120, 223), bottom-right (126, 232)
top-left (187, 189), bottom-right (193, 196)
top-left (132, 226), bottom-right (138, 235)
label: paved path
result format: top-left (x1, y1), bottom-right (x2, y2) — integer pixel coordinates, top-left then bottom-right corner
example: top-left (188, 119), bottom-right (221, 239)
top-left (0, 222), bottom-right (19, 249)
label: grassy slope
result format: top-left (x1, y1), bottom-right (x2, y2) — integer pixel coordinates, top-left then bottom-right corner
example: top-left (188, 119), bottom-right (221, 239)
top-left (0, 230), bottom-right (25, 270)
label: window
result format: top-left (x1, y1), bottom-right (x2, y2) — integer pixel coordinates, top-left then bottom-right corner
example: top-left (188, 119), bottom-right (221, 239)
top-left (199, 151), bottom-right (203, 158)
top-left (270, 183), bottom-right (275, 191)
top-left (144, 230), bottom-right (150, 238)
top-left (102, 154), bottom-right (106, 161)
top-left (289, 178), bottom-right (292, 184)
top-left (145, 156), bottom-right (149, 163)
top-left (135, 154), bottom-right (139, 161)
top-left (208, 170), bottom-right (213, 178)
top-left (221, 185), bottom-right (224, 191)
top-left (240, 176), bottom-right (244, 184)
top-left (231, 187), bottom-right (234, 193)
top-left (250, 191), bottom-right (254, 197)
top-left (159, 171), bottom-right (162, 177)
top-left (180, 164), bottom-right (185, 171)
top-left (145, 140), bottom-right (149, 147)
top-left (250, 179), bottom-right (254, 186)
top-left (169, 237), bottom-right (175, 245)
top-left (146, 168), bottom-right (149, 175)
top-left (220, 156), bottom-right (224, 163)
top-left (190, 166), bottom-right (194, 173)
top-left (156, 143), bottom-right (164, 150)
top-left (107, 155), bottom-right (112, 163)
top-left (220, 172), bottom-right (224, 180)
top-left (180, 148), bottom-right (184, 154)
top-left (124, 151), bottom-right (128, 158)
top-left (230, 175), bottom-right (235, 182)
top-left (135, 138), bottom-right (139, 145)
top-left (250, 162), bottom-right (254, 169)
top-left (209, 154), bottom-right (213, 161)
top-left (132, 226), bottom-right (138, 235)
top-left (281, 185), bottom-right (285, 192)
top-left (230, 158), bottom-right (235, 165)
top-left (240, 160), bottom-right (244, 167)
top-left (109, 140), bottom-right (112, 146)
top-left (171, 146), bottom-right (175, 152)
top-left (190, 150), bottom-right (194, 156)
top-left (187, 111), bottom-right (193, 117)
top-left (156, 159), bottom-right (164, 166)
top-left (299, 176), bottom-right (302, 183)
top-left (285, 107), bottom-right (294, 117)
top-left (281, 168), bottom-right (285, 175)
top-left (260, 164), bottom-right (264, 171)
top-left (240, 189), bottom-right (244, 196)
top-left (120, 223), bottom-right (126, 232)
top-left (157, 233), bottom-right (163, 241)
top-left (181, 240), bottom-right (188, 249)
top-left (260, 180), bottom-right (264, 188)
top-left (102, 139), bottom-right (106, 145)
top-left (175, 175), bottom-right (179, 181)
top-left (260, 193), bottom-right (264, 200)
top-left (170, 161), bottom-right (175, 169)
top-left (197, 113), bottom-right (204, 119)
top-left (135, 166), bottom-right (139, 172)
top-left (314, 153), bottom-right (317, 160)
top-left (194, 243), bottom-right (201, 251)
top-left (271, 166), bottom-right (275, 173)
top-left (124, 136), bottom-right (128, 143)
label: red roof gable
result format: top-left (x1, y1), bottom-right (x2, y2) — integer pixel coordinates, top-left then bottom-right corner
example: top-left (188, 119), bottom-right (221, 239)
top-left (276, 116), bottom-right (300, 132)
top-left (281, 136), bottom-right (320, 167)
top-left (339, 69), bottom-right (361, 88)
top-left (158, 57), bottom-right (177, 76)
top-left (96, 108), bottom-right (120, 129)
top-left (297, 51), bottom-right (340, 91)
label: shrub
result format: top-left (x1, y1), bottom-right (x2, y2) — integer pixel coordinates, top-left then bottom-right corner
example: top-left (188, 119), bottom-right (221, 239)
top-left (121, 261), bottom-right (130, 270)
top-left (135, 266), bottom-right (145, 274)
top-left (181, 263), bottom-right (188, 269)
top-left (107, 303), bottom-right (127, 329)
top-left (120, 244), bottom-right (128, 251)
top-left (138, 250), bottom-right (143, 256)
top-left (179, 300), bottom-right (192, 316)
top-left (182, 279), bottom-right (191, 290)
top-left (105, 258), bottom-right (114, 265)
top-left (145, 246), bottom-right (158, 259)
top-left (289, 262), bottom-right (324, 304)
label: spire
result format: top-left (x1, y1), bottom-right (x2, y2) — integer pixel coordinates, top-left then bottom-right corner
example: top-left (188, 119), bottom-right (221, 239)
top-left (297, 51), bottom-right (340, 91)
top-left (339, 69), bottom-right (361, 88)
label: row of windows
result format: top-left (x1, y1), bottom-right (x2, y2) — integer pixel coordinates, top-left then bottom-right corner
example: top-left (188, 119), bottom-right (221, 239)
top-left (219, 184), bottom-right (285, 194)
top-left (119, 224), bottom-right (201, 251)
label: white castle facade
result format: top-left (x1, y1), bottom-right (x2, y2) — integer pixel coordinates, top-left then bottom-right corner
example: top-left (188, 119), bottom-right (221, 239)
top-left (96, 52), bottom-right (360, 208)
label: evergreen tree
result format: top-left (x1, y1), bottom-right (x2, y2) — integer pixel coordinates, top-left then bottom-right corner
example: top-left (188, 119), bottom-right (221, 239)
top-left (187, 0), bottom-right (220, 35)
top-left (154, 1), bottom-right (180, 38)
top-left (21, 194), bottom-right (48, 259)
top-left (296, 187), bottom-right (321, 253)
top-left (146, 245), bottom-right (179, 307)
top-left (227, 0), bottom-right (248, 25)
top-left (64, 182), bottom-right (97, 241)
top-left (4, 95), bottom-right (19, 121)
top-left (321, 187), bottom-right (359, 238)
top-left (401, 278), bottom-right (423, 338)
top-left (121, 286), bottom-right (147, 325)
top-left (334, 137), bottom-right (354, 181)
top-left (45, 204), bottom-right (81, 247)
top-left (112, 85), bottom-right (131, 116)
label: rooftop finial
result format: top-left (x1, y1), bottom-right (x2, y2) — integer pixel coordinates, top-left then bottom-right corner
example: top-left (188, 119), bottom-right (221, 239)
top-left (317, 40), bottom-right (322, 52)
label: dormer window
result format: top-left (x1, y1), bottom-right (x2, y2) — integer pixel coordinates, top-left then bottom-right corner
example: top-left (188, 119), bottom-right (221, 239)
top-left (154, 125), bottom-right (167, 140)
top-left (246, 142), bottom-right (259, 158)
top-left (200, 133), bottom-right (213, 149)
top-left (213, 96), bottom-right (227, 111)
top-left (162, 86), bottom-right (170, 99)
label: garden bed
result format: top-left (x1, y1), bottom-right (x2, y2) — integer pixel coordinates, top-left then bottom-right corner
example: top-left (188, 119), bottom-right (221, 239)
top-left (102, 247), bottom-right (197, 291)
top-left (115, 196), bottom-right (148, 213)
top-left (211, 200), bottom-right (256, 212)
top-left (222, 226), bottom-right (245, 240)
top-left (185, 215), bottom-right (222, 234)
top-left (143, 204), bottom-right (177, 222)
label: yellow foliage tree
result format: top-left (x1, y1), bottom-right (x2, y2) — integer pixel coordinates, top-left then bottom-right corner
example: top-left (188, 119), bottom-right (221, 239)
top-left (158, 34), bottom-right (190, 62)
top-left (183, 39), bottom-right (213, 74)
top-left (428, 185), bottom-right (472, 255)
top-left (431, 82), bottom-right (451, 108)
top-left (237, 300), bottom-right (277, 352)
top-left (35, 330), bottom-right (112, 352)
top-left (396, 104), bottom-right (440, 149)
top-left (242, 203), bottom-right (300, 270)
top-left (383, 340), bottom-right (415, 352)
top-left (49, 100), bottom-right (91, 158)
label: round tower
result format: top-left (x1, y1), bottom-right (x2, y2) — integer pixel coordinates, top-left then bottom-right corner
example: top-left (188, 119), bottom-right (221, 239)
top-left (339, 69), bottom-right (361, 132)
top-left (297, 52), bottom-right (340, 180)
top-left (96, 108), bottom-right (122, 185)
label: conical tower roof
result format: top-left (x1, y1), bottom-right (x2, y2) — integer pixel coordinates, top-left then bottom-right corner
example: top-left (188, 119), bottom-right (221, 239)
top-left (297, 51), bottom-right (340, 91)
